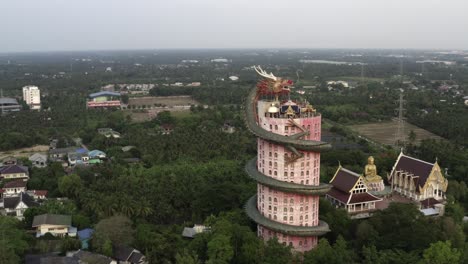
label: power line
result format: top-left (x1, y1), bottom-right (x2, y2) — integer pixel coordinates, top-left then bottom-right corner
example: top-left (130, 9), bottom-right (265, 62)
top-left (395, 92), bottom-right (406, 146)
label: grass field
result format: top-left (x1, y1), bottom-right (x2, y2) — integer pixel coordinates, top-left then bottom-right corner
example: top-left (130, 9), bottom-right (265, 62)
top-left (125, 96), bottom-right (198, 122)
top-left (128, 96), bottom-right (198, 107)
top-left (349, 120), bottom-right (443, 146)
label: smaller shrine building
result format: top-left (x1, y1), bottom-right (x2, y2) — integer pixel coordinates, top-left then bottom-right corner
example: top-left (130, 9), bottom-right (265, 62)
top-left (326, 166), bottom-right (382, 215)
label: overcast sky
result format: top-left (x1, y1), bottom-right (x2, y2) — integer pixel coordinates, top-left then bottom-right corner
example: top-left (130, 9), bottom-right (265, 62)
top-left (1, 0), bottom-right (467, 52)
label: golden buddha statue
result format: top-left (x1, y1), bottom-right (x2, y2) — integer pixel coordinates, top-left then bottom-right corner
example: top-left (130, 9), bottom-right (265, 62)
top-left (364, 156), bottom-right (385, 191)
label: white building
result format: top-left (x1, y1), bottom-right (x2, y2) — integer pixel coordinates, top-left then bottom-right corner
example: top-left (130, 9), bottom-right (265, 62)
top-left (22, 85), bottom-right (41, 110)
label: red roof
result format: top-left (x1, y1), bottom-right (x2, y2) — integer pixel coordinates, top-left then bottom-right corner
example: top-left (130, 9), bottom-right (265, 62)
top-left (348, 193), bottom-right (382, 204)
top-left (33, 190), bottom-right (48, 197)
top-left (3, 180), bottom-right (27, 188)
top-left (330, 167), bottom-right (360, 192)
top-left (420, 197), bottom-right (441, 208)
top-left (327, 188), bottom-right (351, 204)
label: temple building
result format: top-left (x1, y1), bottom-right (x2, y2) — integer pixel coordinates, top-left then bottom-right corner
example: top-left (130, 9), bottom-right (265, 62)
top-left (326, 165), bottom-right (382, 218)
top-left (388, 152), bottom-right (448, 201)
top-left (363, 156), bottom-right (385, 192)
top-left (245, 66), bottom-right (330, 252)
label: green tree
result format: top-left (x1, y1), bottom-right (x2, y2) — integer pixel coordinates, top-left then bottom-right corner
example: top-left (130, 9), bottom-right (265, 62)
top-left (93, 215), bottom-right (134, 254)
top-left (421, 240), bottom-right (461, 264)
top-left (58, 174), bottom-right (83, 197)
top-left (206, 234), bottom-right (233, 264)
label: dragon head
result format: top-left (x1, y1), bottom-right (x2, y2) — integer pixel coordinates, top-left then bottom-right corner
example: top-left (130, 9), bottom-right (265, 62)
top-left (254, 65), bottom-right (293, 95)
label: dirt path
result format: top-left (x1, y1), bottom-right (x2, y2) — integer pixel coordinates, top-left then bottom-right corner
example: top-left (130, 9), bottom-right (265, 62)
top-left (0, 145), bottom-right (49, 160)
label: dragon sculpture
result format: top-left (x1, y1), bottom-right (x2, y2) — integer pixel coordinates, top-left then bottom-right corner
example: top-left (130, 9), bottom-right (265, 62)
top-left (246, 66), bottom-right (330, 163)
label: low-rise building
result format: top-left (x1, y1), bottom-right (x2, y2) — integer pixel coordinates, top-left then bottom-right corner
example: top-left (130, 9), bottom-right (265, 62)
top-left (29, 153), bottom-right (48, 168)
top-left (0, 165), bottom-right (29, 180)
top-left (32, 214), bottom-right (77, 238)
top-left (87, 91), bottom-right (121, 109)
top-left (113, 245), bottom-right (147, 264)
top-left (0, 97), bottom-right (21, 112)
top-left (98, 128), bottom-right (121, 138)
top-left (2, 180), bottom-right (27, 196)
top-left (326, 166), bottom-right (382, 218)
top-left (0, 192), bottom-right (39, 219)
top-left (182, 224), bottom-right (211, 238)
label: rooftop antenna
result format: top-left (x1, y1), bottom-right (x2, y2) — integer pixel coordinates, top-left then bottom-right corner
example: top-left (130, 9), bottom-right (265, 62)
top-left (394, 92), bottom-right (406, 147)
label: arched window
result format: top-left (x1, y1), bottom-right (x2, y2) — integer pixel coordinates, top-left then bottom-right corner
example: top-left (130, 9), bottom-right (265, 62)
top-left (284, 207), bottom-right (287, 212)
top-left (290, 198), bottom-right (294, 203)
top-left (274, 198), bottom-right (277, 203)
top-left (274, 215), bottom-right (277, 220)
top-left (283, 198), bottom-right (287, 203)
top-left (289, 216), bottom-right (293, 221)
top-left (290, 207), bottom-right (293, 212)
top-left (283, 216), bottom-right (287, 221)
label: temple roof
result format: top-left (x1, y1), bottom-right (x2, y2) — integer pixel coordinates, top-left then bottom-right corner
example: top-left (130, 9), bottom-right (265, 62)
top-left (330, 167), bottom-right (360, 193)
top-left (392, 153), bottom-right (436, 189)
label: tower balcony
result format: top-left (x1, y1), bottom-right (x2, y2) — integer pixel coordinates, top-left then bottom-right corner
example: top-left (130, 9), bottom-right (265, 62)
top-left (245, 195), bottom-right (330, 236)
top-left (246, 158), bottom-right (331, 195)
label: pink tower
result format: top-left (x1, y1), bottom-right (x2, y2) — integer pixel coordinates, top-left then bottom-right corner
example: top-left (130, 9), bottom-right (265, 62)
top-left (245, 66), bottom-right (331, 252)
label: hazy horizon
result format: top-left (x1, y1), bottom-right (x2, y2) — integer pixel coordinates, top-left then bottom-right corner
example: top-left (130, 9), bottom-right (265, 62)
top-left (2, 0), bottom-right (467, 52)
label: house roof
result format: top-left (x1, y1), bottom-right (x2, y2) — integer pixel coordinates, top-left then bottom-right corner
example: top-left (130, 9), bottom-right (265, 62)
top-left (29, 153), bottom-right (48, 162)
top-left (89, 91), bottom-right (121, 98)
top-left (326, 188), bottom-right (351, 204)
top-left (3, 179), bottom-right (27, 188)
top-left (77, 228), bottom-right (94, 240)
top-left (113, 245), bottom-right (145, 263)
top-left (420, 197), bottom-right (441, 208)
top-left (0, 97), bottom-right (19, 105)
top-left (88, 150), bottom-right (106, 158)
top-left (2, 192), bottom-right (39, 209)
top-left (182, 227), bottom-right (197, 238)
top-left (0, 165), bottom-right (28, 175)
top-left (128, 252), bottom-right (145, 263)
top-left (393, 154), bottom-right (435, 189)
top-left (113, 245), bottom-right (135, 261)
top-left (348, 193), bottom-right (382, 204)
top-left (32, 190), bottom-right (48, 197)
top-left (74, 250), bottom-right (113, 264)
top-left (32, 214), bottom-right (71, 227)
top-left (330, 167), bottom-right (360, 193)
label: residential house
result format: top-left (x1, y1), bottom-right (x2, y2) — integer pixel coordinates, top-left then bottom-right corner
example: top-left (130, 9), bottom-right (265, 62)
top-left (0, 165), bottom-right (29, 180)
top-left (1, 156), bottom-right (18, 166)
top-left (68, 152), bottom-right (89, 166)
top-left (326, 165), bottom-right (382, 219)
top-left (2, 179), bottom-right (27, 196)
top-left (29, 153), bottom-right (48, 168)
top-left (0, 192), bottom-right (39, 219)
top-left (161, 124), bottom-right (174, 135)
top-left (49, 147), bottom-right (81, 161)
top-left (32, 214), bottom-right (77, 238)
top-left (182, 224), bottom-right (211, 238)
top-left (388, 152), bottom-right (448, 201)
top-left (27, 190), bottom-right (48, 200)
top-left (88, 150), bottom-right (106, 159)
top-left (113, 245), bottom-right (147, 264)
top-left (98, 128), bottom-right (121, 138)
top-left (222, 121), bottom-right (236, 134)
